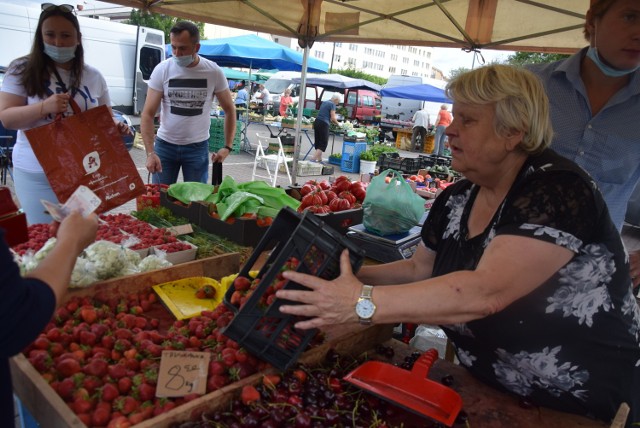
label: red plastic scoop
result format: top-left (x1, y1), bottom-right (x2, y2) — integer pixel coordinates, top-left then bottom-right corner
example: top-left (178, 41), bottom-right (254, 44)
top-left (343, 348), bottom-right (463, 427)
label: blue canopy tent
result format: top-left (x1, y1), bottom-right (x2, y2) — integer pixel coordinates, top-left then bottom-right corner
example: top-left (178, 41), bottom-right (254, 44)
top-left (195, 34), bottom-right (328, 73)
top-left (292, 74), bottom-right (381, 92)
top-left (380, 83), bottom-right (451, 104)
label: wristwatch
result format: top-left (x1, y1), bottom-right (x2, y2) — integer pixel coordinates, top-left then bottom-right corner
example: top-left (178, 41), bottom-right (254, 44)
top-left (355, 285), bottom-right (376, 325)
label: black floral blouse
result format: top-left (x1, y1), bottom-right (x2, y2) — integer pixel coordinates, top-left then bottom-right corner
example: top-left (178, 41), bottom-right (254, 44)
top-left (421, 149), bottom-right (640, 424)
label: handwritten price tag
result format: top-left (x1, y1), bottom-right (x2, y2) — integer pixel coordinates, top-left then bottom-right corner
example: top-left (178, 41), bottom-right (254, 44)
top-left (156, 350), bottom-right (211, 397)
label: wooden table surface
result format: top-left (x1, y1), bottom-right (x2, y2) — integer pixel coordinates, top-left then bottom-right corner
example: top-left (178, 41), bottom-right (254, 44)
top-left (387, 339), bottom-right (609, 428)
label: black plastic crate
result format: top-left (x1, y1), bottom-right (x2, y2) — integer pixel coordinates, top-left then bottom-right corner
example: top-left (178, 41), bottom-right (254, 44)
top-left (222, 206), bottom-right (366, 370)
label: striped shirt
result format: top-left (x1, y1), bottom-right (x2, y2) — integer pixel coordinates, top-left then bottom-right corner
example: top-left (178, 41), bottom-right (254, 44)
top-left (529, 47), bottom-right (640, 230)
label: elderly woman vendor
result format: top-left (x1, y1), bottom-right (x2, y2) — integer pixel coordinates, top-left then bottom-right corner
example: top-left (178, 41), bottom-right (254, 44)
top-left (277, 65), bottom-right (640, 424)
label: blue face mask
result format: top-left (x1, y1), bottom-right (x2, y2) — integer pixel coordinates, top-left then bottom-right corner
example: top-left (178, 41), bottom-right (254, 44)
top-left (586, 46), bottom-right (640, 78)
top-left (43, 42), bottom-right (76, 63)
top-left (173, 54), bottom-right (195, 67)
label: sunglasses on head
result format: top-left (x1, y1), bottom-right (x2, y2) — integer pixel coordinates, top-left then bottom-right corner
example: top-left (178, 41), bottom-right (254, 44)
top-left (41, 3), bottom-right (75, 13)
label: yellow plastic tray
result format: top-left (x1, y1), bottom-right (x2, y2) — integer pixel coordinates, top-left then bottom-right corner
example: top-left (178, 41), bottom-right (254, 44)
top-left (153, 272), bottom-right (259, 320)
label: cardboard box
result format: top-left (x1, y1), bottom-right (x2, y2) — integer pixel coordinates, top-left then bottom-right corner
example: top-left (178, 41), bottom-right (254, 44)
top-left (159, 190), bottom-right (201, 224)
top-left (197, 202), bottom-right (270, 247)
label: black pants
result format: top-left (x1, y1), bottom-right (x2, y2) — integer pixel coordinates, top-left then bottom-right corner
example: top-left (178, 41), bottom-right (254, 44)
top-left (313, 120), bottom-right (330, 152)
top-left (412, 126), bottom-right (427, 151)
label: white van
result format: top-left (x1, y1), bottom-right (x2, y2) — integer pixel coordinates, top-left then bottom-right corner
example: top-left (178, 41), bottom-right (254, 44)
top-left (0, 2), bottom-right (165, 115)
top-left (263, 71), bottom-right (323, 114)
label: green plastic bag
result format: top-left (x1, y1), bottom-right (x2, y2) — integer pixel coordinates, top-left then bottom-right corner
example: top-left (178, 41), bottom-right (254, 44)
top-left (362, 169), bottom-right (426, 236)
top-left (167, 182), bottom-right (215, 204)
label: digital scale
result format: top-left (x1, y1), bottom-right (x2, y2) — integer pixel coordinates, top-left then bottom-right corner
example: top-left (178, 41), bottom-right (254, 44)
top-left (346, 211), bottom-right (428, 263)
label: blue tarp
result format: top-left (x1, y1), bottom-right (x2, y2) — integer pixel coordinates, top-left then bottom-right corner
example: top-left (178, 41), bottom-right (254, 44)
top-left (380, 83), bottom-right (451, 104)
top-left (291, 74), bottom-right (381, 91)
top-left (166, 34), bottom-right (328, 73)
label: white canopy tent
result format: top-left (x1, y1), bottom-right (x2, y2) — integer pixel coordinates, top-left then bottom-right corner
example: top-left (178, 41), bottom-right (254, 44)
top-left (104, 0), bottom-right (591, 182)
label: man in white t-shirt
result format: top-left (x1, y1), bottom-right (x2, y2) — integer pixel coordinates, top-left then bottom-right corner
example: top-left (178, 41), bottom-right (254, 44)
top-left (255, 84), bottom-right (271, 114)
top-left (141, 21), bottom-right (236, 185)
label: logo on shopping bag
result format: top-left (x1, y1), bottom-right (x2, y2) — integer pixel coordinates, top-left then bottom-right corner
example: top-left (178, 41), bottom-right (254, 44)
top-left (83, 151), bottom-right (101, 174)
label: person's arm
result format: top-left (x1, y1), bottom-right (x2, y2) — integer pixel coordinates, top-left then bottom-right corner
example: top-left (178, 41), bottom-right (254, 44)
top-left (277, 234), bottom-right (573, 330)
top-left (140, 88), bottom-right (163, 173)
top-left (0, 91), bottom-right (70, 130)
top-left (330, 109), bottom-right (339, 126)
top-left (26, 211), bottom-right (98, 305)
top-left (211, 89), bottom-right (237, 163)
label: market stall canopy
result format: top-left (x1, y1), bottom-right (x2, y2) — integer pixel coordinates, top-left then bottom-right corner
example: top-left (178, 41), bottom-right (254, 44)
top-left (292, 74), bottom-right (381, 92)
top-left (220, 67), bottom-right (251, 80)
top-left (195, 35), bottom-right (329, 72)
top-left (104, 0), bottom-right (589, 54)
top-left (380, 83), bottom-right (450, 104)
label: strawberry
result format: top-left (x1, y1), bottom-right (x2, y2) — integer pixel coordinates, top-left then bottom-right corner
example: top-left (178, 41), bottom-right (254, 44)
top-left (56, 358), bottom-right (81, 377)
top-left (101, 382), bottom-right (120, 402)
top-left (91, 401), bottom-right (112, 427)
top-left (233, 276), bottom-right (252, 291)
top-left (83, 358), bottom-right (108, 378)
top-left (79, 307), bottom-right (98, 324)
top-left (262, 374), bottom-right (281, 388)
top-left (240, 385), bottom-right (261, 405)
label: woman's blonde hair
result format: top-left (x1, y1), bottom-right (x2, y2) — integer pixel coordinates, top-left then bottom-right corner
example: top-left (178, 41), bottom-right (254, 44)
top-left (445, 64), bottom-right (553, 154)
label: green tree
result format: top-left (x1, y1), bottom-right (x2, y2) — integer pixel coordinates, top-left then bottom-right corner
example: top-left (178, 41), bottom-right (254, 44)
top-left (506, 52), bottom-right (569, 67)
top-left (126, 10), bottom-right (206, 44)
top-left (447, 66), bottom-right (470, 80)
top-left (332, 66), bottom-right (387, 86)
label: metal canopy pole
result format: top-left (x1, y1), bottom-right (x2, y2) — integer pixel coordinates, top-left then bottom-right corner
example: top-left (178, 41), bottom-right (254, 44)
top-left (291, 47), bottom-right (310, 185)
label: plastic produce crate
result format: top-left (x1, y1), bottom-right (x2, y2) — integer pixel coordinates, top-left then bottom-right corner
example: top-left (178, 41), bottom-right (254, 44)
top-left (340, 141), bottom-right (368, 173)
top-left (222, 206), bottom-right (366, 370)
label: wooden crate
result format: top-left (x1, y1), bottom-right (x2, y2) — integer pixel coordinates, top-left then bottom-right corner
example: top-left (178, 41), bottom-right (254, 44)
top-left (11, 253), bottom-right (242, 428)
top-left (11, 250), bottom-right (393, 428)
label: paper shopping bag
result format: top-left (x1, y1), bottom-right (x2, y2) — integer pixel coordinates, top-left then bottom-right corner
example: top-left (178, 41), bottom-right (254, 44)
top-left (25, 100), bottom-right (144, 213)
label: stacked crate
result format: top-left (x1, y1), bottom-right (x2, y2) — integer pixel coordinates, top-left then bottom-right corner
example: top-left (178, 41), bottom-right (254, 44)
top-left (208, 118), bottom-right (243, 153)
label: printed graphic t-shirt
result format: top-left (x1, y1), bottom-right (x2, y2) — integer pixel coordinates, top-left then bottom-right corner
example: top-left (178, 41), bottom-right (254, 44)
top-left (148, 56), bottom-right (228, 145)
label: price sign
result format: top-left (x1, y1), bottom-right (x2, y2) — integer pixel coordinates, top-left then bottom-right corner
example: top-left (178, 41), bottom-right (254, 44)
top-left (156, 350), bottom-right (211, 397)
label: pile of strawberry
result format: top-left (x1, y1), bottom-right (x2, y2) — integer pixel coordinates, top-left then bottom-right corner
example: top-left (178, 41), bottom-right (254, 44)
top-left (99, 214), bottom-right (185, 253)
top-left (297, 176), bottom-right (367, 214)
top-left (24, 291), bottom-right (269, 427)
top-left (11, 223), bottom-right (52, 255)
top-left (136, 184), bottom-right (168, 210)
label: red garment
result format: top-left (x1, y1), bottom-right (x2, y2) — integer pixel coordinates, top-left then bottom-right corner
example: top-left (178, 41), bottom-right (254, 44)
top-left (279, 95), bottom-right (293, 116)
top-left (437, 109), bottom-right (452, 127)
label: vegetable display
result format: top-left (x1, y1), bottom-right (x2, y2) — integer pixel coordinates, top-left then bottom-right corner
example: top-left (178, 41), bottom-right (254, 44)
top-left (297, 176), bottom-right (368, 214)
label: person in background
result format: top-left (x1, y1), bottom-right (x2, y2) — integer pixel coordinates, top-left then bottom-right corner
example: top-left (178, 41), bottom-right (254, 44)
top-left (411, 106), bottom-right (430, 152)
top-left (529, 0), bottom-right (640, 290)
top-left (255, 83), bottom-right (271, 113)
top-left (234, 81), bottom-right (248, 121)
top-left (433, 104), bottom-right (452, 156)
top-left (0, 4), bottom-right (131, 225)
top-left (277, 65), bottom-right (640, 425)
top-left (311, 93), bottom-right (341, 163)
top-left (0, 211), bottom-right (98, 428)
top-left (279, 87), bottom-right (293, 116)
top-left (141, 21), bottom-right (236, 185)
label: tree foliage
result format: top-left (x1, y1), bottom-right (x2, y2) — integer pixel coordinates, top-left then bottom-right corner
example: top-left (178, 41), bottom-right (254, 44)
top-left (332, 66), bottom-right (387, 85)
top-left (126, 10), bottom-right (206, 44)
top-left (506, 52), bottom-right (569, 67)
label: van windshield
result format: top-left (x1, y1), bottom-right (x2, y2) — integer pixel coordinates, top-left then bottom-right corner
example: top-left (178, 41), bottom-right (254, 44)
top-left (265, 79), bottom-right (291, 94)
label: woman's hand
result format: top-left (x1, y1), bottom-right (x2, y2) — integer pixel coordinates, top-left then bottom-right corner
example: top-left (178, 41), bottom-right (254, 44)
top-left (113, 118), bottom-right (133, 137)
top-left (276, 250), bottom-right (363, 330)
top-left (43, 93), bottom-right (71, 116)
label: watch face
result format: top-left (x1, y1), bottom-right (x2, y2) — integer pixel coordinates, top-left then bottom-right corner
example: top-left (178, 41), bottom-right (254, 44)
top-left (356, 299), bottom-right (376, 319)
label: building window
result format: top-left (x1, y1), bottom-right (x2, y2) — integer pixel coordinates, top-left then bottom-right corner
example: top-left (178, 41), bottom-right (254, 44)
top-left (349, 44), bottom-right (358, 51)
top-left (335, 55), bottom-right (341, 62)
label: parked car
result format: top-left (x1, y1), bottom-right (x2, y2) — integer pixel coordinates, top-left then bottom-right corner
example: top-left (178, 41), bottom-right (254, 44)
top-left (113, 110), bottom-right (136, 151)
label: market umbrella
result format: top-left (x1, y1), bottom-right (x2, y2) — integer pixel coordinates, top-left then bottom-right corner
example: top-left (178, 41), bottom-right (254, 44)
top-left (291, 74), bottom-right (381, 92)
top-left (196, 35), bottom-right (329, 73)
top-left (380, 83), bottom-right (450, 104)
top-left (220, 67), bottom-right (252, 80)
